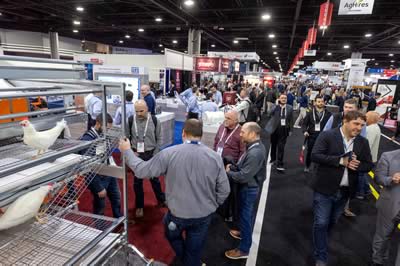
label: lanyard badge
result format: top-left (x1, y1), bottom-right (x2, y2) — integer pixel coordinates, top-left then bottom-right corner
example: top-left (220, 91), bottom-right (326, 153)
top-left (134, 115), bottom-right (150, 153)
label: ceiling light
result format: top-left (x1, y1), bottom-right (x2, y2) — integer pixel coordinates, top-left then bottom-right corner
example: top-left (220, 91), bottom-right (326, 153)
top-left (73, 20), bottom-right (81, 25)
top-left (327, 52), bottom-right (332, 56)
top-left (161, 50), bottom-right (165, 53)
top-left (391, 60), bottom-right (395, 63)
top-left (85, 49), bottom-right (90, 52)
top-left (73, 29), bottom-right (79, 33)
top-left (172, 40), bottom-right (178, 44)
top-left (371, 58), bottom-right (375, 61)
top-left (155, 17), bottom-right (163, 22)
top-left (233, 40), bottom-right (239, 44)
top-left (159, 44), bottom-right (163, 47)
top-left (275, 57), bottom-right (279, 59)
top-left (272, 44), bottom-right (277, 48)
top-left (0, 12), bottom-right (2, 16)
top-left (261, 14), bottom-right (271, 20)
top-left (138, 28), bottom-right (144, 32)
top-left (219, 27), bottom-right (224, 31)
top-left (273, 51), bottom-right (277, 55)
top-left (119, 40), bottom-right (124, 44)
top-left (76, 6), bottom-right (84, 12)
top-left (125, 34), bottom-right (131, 39)
top-left (398, 40), bottom-right (400, 44)
top-left (365, 33), bottom-right (372, 38)
top-left (211, 44), bottom-right (216, 48)
top-left (81, 40), bottom-right (85, 43)
top-left (343, 45), bottom-right (350, 49)
top-left (320, 26), bottom-right (328, 30)
top-left (268, 34), bottom-right (275, 39)
top-left (184, 0), bottom-right (195, 6)
top-left (389, 53), bottom-right (394, 56)
top-left (375, 63), bottom-right (379, 65)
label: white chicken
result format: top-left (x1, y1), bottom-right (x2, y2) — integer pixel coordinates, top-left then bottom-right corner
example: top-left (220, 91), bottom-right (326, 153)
top-left (0, 185), bottom-right (51, 230)
top-left (20, 119), bottom-right (67, 156)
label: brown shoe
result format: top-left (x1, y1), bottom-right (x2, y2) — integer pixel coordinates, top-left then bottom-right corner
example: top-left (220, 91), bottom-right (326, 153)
top-left (225, 248), bottom-right (249, 260)
top-left (135, 208), bottom-right (144, 218)
top-left (229, 230), bottom-right (241, 240)
top-left (344, 208), bottom-right (356, 217)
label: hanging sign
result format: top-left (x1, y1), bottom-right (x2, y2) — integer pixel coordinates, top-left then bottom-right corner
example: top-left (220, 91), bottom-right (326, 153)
top-left (318, 1), bottom-right (334, 28)
top-left (304, 50), bottom-right (317, 56)
top-left (195, 57), bottom-right (220, 72)
top-left (338, 0), bottom-right (374, 15)
top-left (220, 59), bottom-right (231, 72)
top-left (297, 61), bottom-right (305, 65)
top-left (175, 70), bottom-right (181, 90)
top-left (307, 27), bottom-right (318, 45)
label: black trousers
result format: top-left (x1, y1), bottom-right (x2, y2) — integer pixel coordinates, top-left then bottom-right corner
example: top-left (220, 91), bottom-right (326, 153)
top-left (187, 112), bottom-right (199, 119)
top-left (306, 135), bottom-right (317, 168)
top-left (395, 121), bottom-right (400, 138)
top-left (270, 127), bottom-right (288, 167)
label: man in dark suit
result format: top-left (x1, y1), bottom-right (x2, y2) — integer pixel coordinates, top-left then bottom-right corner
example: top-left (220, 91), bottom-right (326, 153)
top-left (302, 95), bottom-right (332, 172)
top-left (311, 110), bottom-right (373, 266)
top-left (372, 149), bottom-right (400, 266)
top-left (265, 93), bottom-right (294, 171)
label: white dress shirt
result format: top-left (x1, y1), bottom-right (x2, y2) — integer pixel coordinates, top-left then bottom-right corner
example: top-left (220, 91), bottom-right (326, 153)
top-left (339, 128), bottom-right (355, 187)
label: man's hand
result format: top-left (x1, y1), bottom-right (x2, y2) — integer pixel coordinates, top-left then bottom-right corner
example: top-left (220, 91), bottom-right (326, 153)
top-left (340, 156), bottom-right (349, 167)
top-left (98, 189), bottom-right (107, 198)
top-left (304, 131), bottom-right (309, 137)
top-left (392, 173), bottom-right (400, 184)
top-left (226, 164), bottom-right (231, 173)
top-left (347, 154), bottom-right (360, 171)
top-left (119, 138), bottom-right (131, 152)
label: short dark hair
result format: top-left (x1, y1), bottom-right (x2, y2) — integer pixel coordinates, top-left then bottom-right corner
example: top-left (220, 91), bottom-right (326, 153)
top-left (344, 98), bottom-right (358, 107)
top-left (206, 92), bottom-right (213, 100)
top-left (245, 122), bottom-right (261, 137)
top-left (192, 86), bottom-right (198, 93)
top-left (126, 91), bottom-right (133, 102)
top-left (96, 113), bottom-right (113, 124)
top-left (343, 110), bottom-right (366, 123)
top-left (315, 95), bottom-right (324, 101)
top-left (183, 119), bottom-right (203, 138)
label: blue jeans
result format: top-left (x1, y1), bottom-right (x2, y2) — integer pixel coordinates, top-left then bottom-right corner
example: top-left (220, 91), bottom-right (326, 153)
top-left (312, 189), bottom-right (349, 263)
top-left (239, 186), bottom-right (260, 253)
top-left (357, 172), bottom-right (371, 197)
top-left (89, 176), bottom-right (122, 218)
top-left (163, 212), bottom-right (212, 266)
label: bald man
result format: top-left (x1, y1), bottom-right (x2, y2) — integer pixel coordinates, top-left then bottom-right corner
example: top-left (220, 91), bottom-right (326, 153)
top-left (214, 110), bottom-right (245, 223)
top-left (141, 84), bottom-right (156, 115)
top-left (357, 111), bottom-right (381, 199)
top-left (128, 100), bottom-right (165, 218)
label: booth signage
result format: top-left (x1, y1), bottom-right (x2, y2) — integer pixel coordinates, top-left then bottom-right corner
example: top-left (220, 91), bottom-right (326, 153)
top-left (195, 57), bottom-right (219, 72)
top-left (175, 70), bottom-right (181, 90)
top-left (367, 68), bottom-right (384, 74)
top-left (318, 1), bottom-right (334, 28)
top-left (234, 61), bottom-right (240, 72)
top-left (220, 59), bottom-right (231, 72)
top-left (304, 50), bottom-right (317, 56)
top-left (93, 65), bottom-right (145, 75)
top-left (384, 69), bottom-right (398, 77)
top-left (313, 61), bottom-right (343, 71)
top-left (207, 51), bottom-right (260, 62)
top-left (338, 0), bottom-right (374, 15)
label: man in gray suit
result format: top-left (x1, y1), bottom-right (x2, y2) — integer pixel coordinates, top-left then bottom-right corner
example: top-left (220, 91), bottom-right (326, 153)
top-left (372, 149), bottom-right (400, 266)
top-left (264, 94), bottom-right (294, 171)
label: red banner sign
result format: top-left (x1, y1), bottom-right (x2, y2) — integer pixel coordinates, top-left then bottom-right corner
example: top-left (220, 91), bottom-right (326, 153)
top-left (384, 69), bottom-right (398, 77)
top-left (175, 70), bottom-right (181, 90)
top-left (318, 1), bottom-right (334, 28)
top-left (307, 27), bottom-right (317, 46)
top-left (195, 57), bottom-right (220, 72)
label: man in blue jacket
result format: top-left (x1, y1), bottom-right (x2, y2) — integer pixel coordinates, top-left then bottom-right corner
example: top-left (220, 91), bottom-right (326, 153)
top-left (80, 113), bottom-right (122, 218)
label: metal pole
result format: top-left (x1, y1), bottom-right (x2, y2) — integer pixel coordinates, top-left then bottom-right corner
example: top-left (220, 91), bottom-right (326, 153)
top-left (49, 32), bottom-right (60, 60)
top-left (120, 82), bottom-right (129, 240)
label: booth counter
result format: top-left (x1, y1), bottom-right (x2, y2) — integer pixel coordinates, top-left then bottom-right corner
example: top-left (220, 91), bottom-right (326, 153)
top-left (156, 97), bottom-right (187, 122)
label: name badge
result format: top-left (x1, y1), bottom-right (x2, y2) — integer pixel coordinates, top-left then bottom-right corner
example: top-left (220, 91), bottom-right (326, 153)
top-left (315, 123), bottom-right (321, 132)
top-left (280, 119), bottom-right (286, 126)
top-left (137, 142), bottom-right (145, 153)
top-left (217, 147), bottom-right (224, 156)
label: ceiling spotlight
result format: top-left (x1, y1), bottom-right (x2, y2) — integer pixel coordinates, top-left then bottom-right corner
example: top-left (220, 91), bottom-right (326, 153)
top-left (73, 29), bottom-right (79, 33)
top-left (371, 58), bottom-right (375, 61)
top-left (161, 50), bottom-right (165, 53)
top-left (273, 51), bottom-right (277, 55)
top-left (343, 45), bottom-right (350, 49)
top-left (159, 44), bottom-right (163, 47)
top-left (73, 20), bottom-right (81, 25)
top-left (85, 49), bottom-right (90, 52)
top-left (365, 33), bottom-right (372, 38)
top-left (233, 40), bottom-right (239, 44)
top-left (119, 40), bottom-right (124, 44)
top-left (172, 40), bottom-right (178, 44)
top-left (0, 12), bottom-right (2, 16)
top-left (272, 44), bottom-right (277, 48)
top-left (327, 52), bottom-right (332, 56)
top-left (261, 14), bottom-right (271, 20)
top-left (155, 17), bottom-right (163, 22)
top-left (391, 60), bottom-right (395, 63)
top-left (398, 40), bottom-right (400, 44)
top-left (138, 28), bottom-right (144, 32)
top-left (76, 6), bottom-right (84, 12)
top-left (211, 44), bottom-right (216, 48)
top-left (275, 57), bottom-right (279, 59)
top-left (268, 34), bottom-right (275, 39)
top-left (81, 40), bottom-right (85, 43)
top-left (375, 63), bottom-right (379, 65)
top-left (219, 27), bottom-right (224, 31)
top-left (389, 53), bottom-right (394, 56)
top-left (184, 0), bottom-right (195, 7)
top-left (125, 34), bottom-right (131, 39)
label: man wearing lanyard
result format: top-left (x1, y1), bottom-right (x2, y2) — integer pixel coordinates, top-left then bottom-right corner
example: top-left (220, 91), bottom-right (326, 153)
top-left (310, 111), bottom-right (373, 266)
top-left (119, 119), bottom-right (230, 266)
top-left (224, 122), bottom-right (266, 260)
top-left (265, 93), bottom-right (294, 171)
top-left (128, 100), bottom-right (165, 218)
top-left (213, 110), bottom-right (245, 222)
top-left (302, 95), bottom-right (332, 172)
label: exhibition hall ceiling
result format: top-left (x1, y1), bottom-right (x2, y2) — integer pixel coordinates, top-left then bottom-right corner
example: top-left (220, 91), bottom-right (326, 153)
top-left (0, 0), bottom-right (399, 71)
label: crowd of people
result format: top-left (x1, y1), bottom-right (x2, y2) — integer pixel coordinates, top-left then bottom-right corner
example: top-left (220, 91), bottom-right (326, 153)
top-left (82, 79), bottom-right (400, 266)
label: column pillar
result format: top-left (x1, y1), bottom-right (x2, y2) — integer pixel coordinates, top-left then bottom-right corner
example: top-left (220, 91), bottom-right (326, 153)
top-left (49, 31), bottom-right (60, 59)
top-left (188, 28), bottom-right (202, 55)
top-left (351, 52), bottom-right (362, 59)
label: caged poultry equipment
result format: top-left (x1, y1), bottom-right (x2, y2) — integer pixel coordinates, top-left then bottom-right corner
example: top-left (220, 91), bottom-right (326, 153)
top-left (0, 56), bottom-right (153, 265)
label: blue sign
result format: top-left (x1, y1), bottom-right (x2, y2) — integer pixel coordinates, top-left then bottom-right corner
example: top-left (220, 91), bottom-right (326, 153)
top-left (367, 68), bottom-right (384, 74)
top-left (131, 67), bottom-right (140, 74)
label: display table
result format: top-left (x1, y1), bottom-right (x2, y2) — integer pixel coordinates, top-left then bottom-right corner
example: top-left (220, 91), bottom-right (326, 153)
top-left (202, 123), bottom-right (221, 149)
top-left (156, 112), bottom-right (175, 149)
top-left (156, 98), bottom-right (187, 122)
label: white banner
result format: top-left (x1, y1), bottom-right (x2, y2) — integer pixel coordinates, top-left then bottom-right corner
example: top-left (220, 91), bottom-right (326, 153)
top-left (93, 65), bottom-right (146, 75)
top-left (207, 51), bottom-right (260, 62)
top-left (313, 61), bottom-right (344, 71)
top-left (338, 0), bottom-right (374, 15)
top-left (304, 50), bottom-right (317, 56)
top-left (297, 61), bottom-right (304, 65)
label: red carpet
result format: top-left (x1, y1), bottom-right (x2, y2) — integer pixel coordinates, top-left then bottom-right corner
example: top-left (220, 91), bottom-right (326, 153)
top-left (78, 167), bottom-right (175, 264)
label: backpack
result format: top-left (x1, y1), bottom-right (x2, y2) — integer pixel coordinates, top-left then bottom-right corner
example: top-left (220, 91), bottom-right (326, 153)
top-left (244, 99), bottom-right (258, 122)
top-left (128, 115), bottom-right (158, 141)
